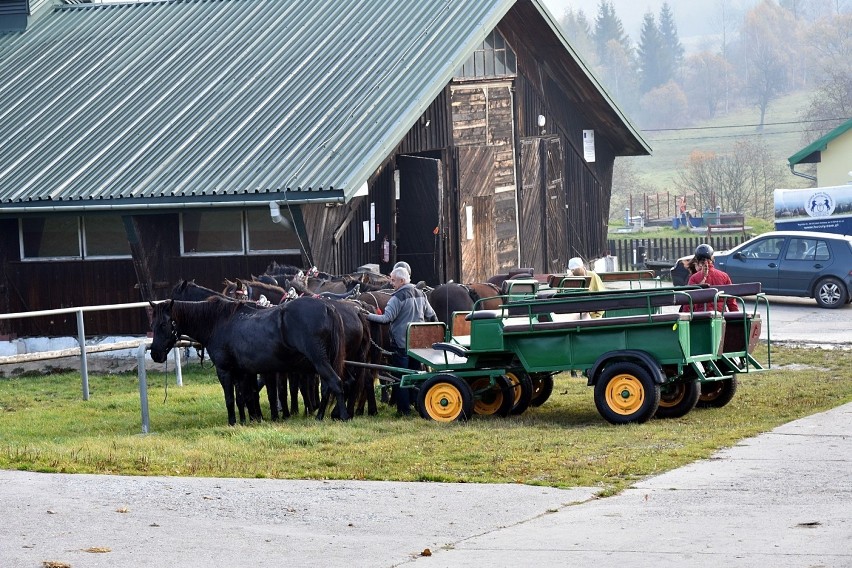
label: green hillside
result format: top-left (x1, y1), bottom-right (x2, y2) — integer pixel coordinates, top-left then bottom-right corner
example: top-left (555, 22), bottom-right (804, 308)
top-left (623, 90), bottom-right (814, 191)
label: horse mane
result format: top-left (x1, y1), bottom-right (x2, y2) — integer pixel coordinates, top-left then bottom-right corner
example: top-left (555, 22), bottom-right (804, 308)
top-left (172, 279), bottom-right (229, 301)
top-left (244, 279), bottom-right (286, 296)
top-left (265, 261), bottom-right (302, 276)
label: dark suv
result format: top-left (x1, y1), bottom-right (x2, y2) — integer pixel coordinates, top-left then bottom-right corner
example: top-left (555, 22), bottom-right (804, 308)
top-left (670, 231), bottom-right (852, 308)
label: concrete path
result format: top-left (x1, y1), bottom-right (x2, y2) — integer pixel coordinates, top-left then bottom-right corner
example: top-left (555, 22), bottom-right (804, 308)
top-left (2, 402), bottom-right (850, 567)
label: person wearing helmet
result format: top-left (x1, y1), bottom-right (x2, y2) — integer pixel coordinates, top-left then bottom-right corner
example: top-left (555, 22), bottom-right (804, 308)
top-left (687, 244), bottom-right (738, 312)
top-left (392, 261), bottom-right (411, 278)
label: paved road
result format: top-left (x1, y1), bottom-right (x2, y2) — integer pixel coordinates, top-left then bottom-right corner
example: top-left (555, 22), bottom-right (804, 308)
top-left (748, 295), bottom-right (851, 347)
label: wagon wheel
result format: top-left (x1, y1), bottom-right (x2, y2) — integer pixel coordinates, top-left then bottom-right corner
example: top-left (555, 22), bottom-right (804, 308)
top-left (505, 370), bottom-right (533, 415)
top-left (594, 362), bottom-right (660, 424)
top-left (697, 377), bottom-right (738, 408)
top-left (417, 374), bottom-right (474, 422)
top-left (468, 375), bottom-right (514, 417)
top-left (654, 379), bottom-right (700, 419)
top-left (529, 373), bottom-right (554, 407)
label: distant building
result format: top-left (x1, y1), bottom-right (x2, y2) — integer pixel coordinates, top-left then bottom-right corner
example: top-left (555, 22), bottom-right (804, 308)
top-left (788, 119), bottom-right (852, 187)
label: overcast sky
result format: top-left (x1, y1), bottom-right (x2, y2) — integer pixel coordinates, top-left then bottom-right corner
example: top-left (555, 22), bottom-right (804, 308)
top-left (540, 0), bottom-right (758, 48)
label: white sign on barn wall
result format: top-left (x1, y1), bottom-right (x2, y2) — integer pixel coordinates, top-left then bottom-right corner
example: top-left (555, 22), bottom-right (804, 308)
top-left (583, 129), bottom-right (595, 162)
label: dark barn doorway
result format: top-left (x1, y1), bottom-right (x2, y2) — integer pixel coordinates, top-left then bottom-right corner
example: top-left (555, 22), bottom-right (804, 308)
top-left (396, 155), bottom-right (444, 285)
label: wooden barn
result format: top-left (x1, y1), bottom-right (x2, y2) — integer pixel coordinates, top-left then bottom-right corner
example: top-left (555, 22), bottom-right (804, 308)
top-left (0, 0), bottom-right (650, 337)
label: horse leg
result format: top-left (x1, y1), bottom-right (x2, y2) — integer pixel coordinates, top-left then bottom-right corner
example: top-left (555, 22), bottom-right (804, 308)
top-left (366, 371), bottom-right (378, 416)
top-left (344, 366), bottom-right (358, 418)
top-left (216, 369), bottom-right (237, 426)
top-left (261, 372), bottom-right (279, 421)
top-left (236, 372), bottom-right (262, 423)
top-left (245, 375), bottom-right (262, 422)
top-left (300, 374), bottom-right (320, 415)
top-left (315, 364), bottom-right (349, 421)
top-left (277, 373), bottom-right (291, 419)
top-left (316, 382), bottom-right (330, 420)
top-left (288, 373), bottom-right (300, 416)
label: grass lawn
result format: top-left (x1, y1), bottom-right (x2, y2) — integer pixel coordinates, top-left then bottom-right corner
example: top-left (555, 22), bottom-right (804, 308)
top-left (1, 344), bottom-right (849, 495)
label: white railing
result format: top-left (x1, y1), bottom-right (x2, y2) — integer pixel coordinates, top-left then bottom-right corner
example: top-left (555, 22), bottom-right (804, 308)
top-left (0, 301), bottom-right (185, 433)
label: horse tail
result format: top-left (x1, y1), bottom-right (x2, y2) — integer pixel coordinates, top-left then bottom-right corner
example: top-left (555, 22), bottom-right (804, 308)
top-left (327, 304), bottom-right (346, 379)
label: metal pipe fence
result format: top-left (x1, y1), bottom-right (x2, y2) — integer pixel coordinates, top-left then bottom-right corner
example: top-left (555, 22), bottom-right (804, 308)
top-left (0, 301), bottom-right (185, 433)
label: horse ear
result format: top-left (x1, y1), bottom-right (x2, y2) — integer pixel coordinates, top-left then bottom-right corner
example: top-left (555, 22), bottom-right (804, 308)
top-left (149, 300), bottom-right (156, 309)
top-left (223, 278), bottom-right (233, 286)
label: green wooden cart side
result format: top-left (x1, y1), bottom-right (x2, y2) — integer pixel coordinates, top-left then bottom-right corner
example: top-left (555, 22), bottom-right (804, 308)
top-left (391, 283), bottom-right (769, 424)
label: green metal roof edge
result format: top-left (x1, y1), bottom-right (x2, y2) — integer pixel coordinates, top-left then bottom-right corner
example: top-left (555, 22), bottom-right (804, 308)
top-left (788, 118), bottom-right (852, 165)
top-left (530, 0), bottom-right (652, 156)
top-left (340, 0), bottom-right (514, 202)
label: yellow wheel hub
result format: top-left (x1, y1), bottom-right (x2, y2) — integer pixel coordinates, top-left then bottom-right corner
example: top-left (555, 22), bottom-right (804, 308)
top-left (469, 377), bottom-right (503, 415)
top-left (423, 383), bottom-right (464, 422)
top-left (605, 374), bottom-right (645, 415)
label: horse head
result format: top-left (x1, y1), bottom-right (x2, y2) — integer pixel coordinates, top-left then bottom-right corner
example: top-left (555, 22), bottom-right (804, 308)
top-left (149, 299), bottom-right (178, 363)
top-left (222, 278), bottom-right (251, 300)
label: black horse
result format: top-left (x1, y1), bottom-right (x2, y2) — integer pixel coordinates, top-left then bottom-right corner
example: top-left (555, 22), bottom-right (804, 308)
top-left (428, 282), bottom-right (501, 324)
top-left (170, 280), bottom-right (263, 424)
top-left (149, 296), bottom-right (349, 424)
top-left (171, 280), bottom-right (320, 422)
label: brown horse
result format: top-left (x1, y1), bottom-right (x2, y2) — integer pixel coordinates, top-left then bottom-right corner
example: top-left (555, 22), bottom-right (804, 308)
top-left (222, 278), bottom-right (289, 305)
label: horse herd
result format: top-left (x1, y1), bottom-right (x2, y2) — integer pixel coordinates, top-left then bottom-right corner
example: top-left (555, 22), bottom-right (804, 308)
top-left (149, 262), bottom-right (511, 425)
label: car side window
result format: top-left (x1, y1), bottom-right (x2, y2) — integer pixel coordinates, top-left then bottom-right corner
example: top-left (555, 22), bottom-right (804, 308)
top-left (814, 241), bottom-right (830, 261)
top-left (785, 238), bottom-right (811, 260)
top-left (741, 237), bottom-right (785, 259)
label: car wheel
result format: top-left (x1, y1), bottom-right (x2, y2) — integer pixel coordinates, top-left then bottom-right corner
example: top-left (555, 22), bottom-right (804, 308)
top-left (814, 276), bottom-right (848, 309)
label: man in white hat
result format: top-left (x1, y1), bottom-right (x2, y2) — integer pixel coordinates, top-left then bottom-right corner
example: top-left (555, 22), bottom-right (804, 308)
top-left (568, 257), bottom-right (605, 318)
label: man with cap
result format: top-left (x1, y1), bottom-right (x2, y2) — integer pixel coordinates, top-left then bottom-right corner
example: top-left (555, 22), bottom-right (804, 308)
top-left (365, 265), bottom-right (437, 416)
top-left (392, 261), bottom-right (411, 278)
top-left (568, 257), bottom-right (605, 318)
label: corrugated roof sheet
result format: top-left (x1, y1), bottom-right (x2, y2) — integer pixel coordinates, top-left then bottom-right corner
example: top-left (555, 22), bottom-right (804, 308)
top-left (0, 0), bottom-right (647, 211)
top-left (0, 0), bottom-right (514, 208)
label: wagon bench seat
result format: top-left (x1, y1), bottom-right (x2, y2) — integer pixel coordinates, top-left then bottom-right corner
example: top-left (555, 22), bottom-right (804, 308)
top-left (502, 312), bottom-right (686, 333)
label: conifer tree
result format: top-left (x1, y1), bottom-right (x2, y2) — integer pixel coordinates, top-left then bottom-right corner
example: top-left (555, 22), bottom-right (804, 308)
top-left (658, 2), bottom-right (684, 84)
top-left (637, 12), bottom-right (664, 93)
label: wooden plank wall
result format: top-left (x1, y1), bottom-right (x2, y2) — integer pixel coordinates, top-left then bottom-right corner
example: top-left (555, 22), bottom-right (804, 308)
top-left (451, 83), bottom-right (518, 279)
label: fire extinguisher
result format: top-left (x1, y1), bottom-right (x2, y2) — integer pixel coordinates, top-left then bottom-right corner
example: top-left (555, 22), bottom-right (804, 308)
top-left (381, 236), bottom-right (390, 263)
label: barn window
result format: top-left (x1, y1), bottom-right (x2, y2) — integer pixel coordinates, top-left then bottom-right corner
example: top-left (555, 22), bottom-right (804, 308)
top-left (181, 210), bottom-right (244, 255)
top-left (20, 216), bottom-right (81, 259)
top-left (83, 215), bottom-right (132, 258)
top-left (180, 208), bottom-right (303, 256)
top-left (246, 208), bottom-right (301, 254)
top-left (19, 214), bottom-right (132, 260)
top-left (454, 29), bottom-right (517, 80)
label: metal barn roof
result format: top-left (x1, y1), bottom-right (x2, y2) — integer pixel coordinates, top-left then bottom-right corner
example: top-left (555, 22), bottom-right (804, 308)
top-left (0, 0), bottom-right (647, 212)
